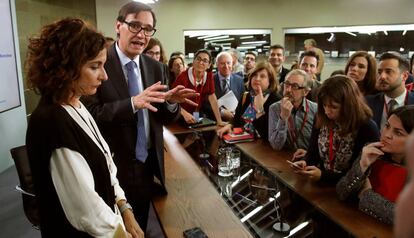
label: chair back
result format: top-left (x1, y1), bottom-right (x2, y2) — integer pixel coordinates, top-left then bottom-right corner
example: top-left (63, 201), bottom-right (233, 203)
top-left (10, 145), bottom-right (40, 227)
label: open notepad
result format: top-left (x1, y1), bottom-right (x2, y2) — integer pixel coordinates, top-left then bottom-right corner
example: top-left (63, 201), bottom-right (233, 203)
top-left (217, 90), bottom-right (239, 112)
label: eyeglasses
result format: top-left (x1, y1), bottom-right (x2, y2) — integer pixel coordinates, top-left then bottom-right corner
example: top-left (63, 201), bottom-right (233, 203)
top-left (284, 81), bottom-right (305, 90)
top-left (195, 56), bottom-right (210, 64)
top-left (146, 51), bottom-right (161, 56)
top-left (122, 20), bottom-right (156, 36)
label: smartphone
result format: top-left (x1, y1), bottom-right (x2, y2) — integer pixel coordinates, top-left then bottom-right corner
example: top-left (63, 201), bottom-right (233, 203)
top-left (183, 227), bottom-right (208, 238)
top-left (286, 160), bottom-right (303, 170)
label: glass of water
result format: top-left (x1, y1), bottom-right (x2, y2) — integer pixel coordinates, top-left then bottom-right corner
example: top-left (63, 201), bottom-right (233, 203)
top-left (230, 149), bottom-right (241, 180)
top-left (217, 147), bottom-right (233, 177)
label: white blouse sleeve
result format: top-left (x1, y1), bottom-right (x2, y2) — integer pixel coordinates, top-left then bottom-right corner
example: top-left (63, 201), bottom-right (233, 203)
top-left (50, 147), bottom-right (124, 238)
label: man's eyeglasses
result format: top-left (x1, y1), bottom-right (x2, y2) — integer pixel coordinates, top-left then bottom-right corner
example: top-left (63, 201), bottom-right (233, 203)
top-left (122, 21), bottom-right (156, 36)
top-left (284, 81), bottom-right (306, 90)
top-left (195, 56), bottom-right (210, 64)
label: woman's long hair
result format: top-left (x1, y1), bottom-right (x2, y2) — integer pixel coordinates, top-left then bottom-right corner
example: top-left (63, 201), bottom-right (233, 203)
top-left (316, 75), bottom-right (373, 135)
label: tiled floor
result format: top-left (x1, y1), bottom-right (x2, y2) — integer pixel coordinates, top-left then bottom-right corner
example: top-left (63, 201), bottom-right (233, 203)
top-left (0, 166), bottom-right (40, 238)
top-left (0, 165), bottom-right (164, 238)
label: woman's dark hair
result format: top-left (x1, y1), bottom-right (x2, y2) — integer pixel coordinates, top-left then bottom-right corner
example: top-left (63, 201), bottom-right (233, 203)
top-left (247, 61), bottom-right (279, 93)
top-left (316, 75), bottom-right (373, 135)
top-left (168, 55), bottom-right (185, 86)
top-left (390, 105), bottom-right (414, 134)
top-left (26, 18), bottom-right (106, 104)
top-left (410, 53), bottom-right (414, 74)
top-left (143, 37), bottom-right (167, 64)
top-left (193, 49), bottom-right (213, 71)
top-left (344, 51), bottom-right (377, 95)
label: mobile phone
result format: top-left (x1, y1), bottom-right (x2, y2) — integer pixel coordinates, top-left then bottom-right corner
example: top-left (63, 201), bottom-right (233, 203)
top-left (183, 227), bottom-right (208, 238)
top-left (286, 160), bottom-right (303, 170)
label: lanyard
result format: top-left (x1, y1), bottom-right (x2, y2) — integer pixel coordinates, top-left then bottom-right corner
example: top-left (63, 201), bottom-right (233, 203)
top-left (329, 127), bottom-right (335, 170)
top-left (287, 100), bottom-right (309, 148)
top-left (192, 69), bottom-right (205, 111)
top-left (384, 92), bottom-right (408, 116)
top-left (69, 104), bottom-right (108, 156)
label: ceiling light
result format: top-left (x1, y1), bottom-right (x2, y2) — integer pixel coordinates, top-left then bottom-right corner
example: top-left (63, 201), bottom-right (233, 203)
top-left (241, 40), bottom-right (267, 45)
top-left (133, 0), bottom-right (158, 3)
top-left (383, 31), bottom-right (388, 35)
top-left (402, 30), bottom-right (407, 36)
top-left (345, 31), bottom-right (357, 36)
top-left (203, 35), bottom-right (229, 41)
top-left (208, 37), bottom-right (235, 43)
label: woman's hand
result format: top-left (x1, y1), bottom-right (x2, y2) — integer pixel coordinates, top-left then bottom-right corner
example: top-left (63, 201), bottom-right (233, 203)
top-left (216, 121), bottom-right (228, 127)
top-left (298, 166), bottom-right (322, 181)
top-left (290, 160), bottom-right (306, 172)
top-left (181, 109), bottom-right (196, 124)
top-left (217, 124), bottom-right (232, 138)
top-left (122, 210), bottom-right (144, 238)
top-left (292, 149), bottom-right (307, 161)
top-left (253, 85), bottom-right (265, 114)
top-left (359, 142), bottom-right (384, 173)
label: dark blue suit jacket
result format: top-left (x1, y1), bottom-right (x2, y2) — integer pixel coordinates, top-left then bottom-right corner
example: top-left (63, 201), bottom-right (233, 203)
top-left (365, 91), bottom-right (414, 128)
top-left (201, 72), bottom-right (244, 119)
top-left (214, 72), bottom-right (244, 102)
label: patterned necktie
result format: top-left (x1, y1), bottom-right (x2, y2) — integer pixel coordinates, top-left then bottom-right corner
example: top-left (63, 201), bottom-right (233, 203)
top-left (126, 61), bottom-right (148, 162)
top-left (221, 78), bottom-right (229, 94)
top-left (388, 99), bottom-right (398, 115)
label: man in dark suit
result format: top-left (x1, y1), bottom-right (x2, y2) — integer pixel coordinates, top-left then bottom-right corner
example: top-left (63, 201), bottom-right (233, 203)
top-left (83, 2), bottom-right (197, 234)
top-left (366, 52), bottom-right (414, 129)
top-left (268, 44), bottom-right (290, 84)
top-left (204, 51), bottom-right (244, 121)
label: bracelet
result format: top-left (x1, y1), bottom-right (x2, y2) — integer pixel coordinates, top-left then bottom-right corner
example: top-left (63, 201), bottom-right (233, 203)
top-left (256, 108), bottom-right (264, 114)
top-left (119, 202), bottom-right (133, 214)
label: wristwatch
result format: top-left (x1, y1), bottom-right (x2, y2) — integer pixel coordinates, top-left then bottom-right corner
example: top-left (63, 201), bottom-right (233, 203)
top-left (119, 202), bottom-right (133, 214)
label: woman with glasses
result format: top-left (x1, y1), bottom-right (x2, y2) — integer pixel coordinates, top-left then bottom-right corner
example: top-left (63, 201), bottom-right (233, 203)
top-left (217, 61), bottom-right (281, 141)
top-left (143, 37), bottom-right (167, 64)
top-left (344, 51), bottom-right (378, 95)
top-left (337, 105), bottom-right (414, 224)
top-left (25, 18), bottom-right (142, 237)
top-left (290, 75), bottom-right (379, 184)
top-left (172, 49), bottom-right (224, 125)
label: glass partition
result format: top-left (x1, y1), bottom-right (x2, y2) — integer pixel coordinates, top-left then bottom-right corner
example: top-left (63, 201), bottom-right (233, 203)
top-left (175, 129), bottom-right (352, 238)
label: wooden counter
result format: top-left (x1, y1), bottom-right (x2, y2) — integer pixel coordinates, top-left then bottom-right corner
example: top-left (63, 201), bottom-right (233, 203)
top-left (154, 124), bottom-right (393, 238)
top-left (153, 128), bottom-right (252, 238)
top-left (237, 139), bottom-right (393, 238)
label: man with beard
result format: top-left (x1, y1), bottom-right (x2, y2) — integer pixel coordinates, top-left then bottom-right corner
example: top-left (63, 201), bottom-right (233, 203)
top-left (366, 52), bottom-right (414, 129)
top-left (243, 51), bottom-right (256, 82)
top-left (268, 44), bottom-right (289, 84)
top-left (268, 69), bottom-right (317, 151)
top-left (299, 51), bottom-right (321, 102)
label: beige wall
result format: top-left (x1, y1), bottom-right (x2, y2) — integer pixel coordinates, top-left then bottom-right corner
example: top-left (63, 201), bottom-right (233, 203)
top-left (96, 0), bottom-right (414, 57)
top-left (16, 0), bottom-right (96, 115)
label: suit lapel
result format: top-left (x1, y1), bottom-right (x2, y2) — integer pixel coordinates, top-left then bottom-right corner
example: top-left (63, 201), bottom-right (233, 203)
top-left (140, 55), bottom-right (154, 89)
top-left (106, 44), bottom-right (130, 98)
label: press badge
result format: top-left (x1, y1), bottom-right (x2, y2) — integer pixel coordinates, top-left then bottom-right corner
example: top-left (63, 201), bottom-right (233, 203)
top-left (193, 111), bottom-right (200, 121)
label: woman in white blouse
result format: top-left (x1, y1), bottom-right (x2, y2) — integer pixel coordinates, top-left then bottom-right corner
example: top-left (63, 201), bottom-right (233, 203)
top-left (25, 18), bottom-right (142, 238)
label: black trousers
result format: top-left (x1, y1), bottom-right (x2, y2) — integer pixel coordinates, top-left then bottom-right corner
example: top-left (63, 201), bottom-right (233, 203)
top-left (121, 148), bottom-right (159, 231)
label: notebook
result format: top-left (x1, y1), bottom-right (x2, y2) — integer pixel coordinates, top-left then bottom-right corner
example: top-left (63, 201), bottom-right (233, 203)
top-left (223, 131), bottom-right (254, 144)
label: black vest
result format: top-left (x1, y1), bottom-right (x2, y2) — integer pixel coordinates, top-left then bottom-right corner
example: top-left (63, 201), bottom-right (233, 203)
top-left (26, 99), bottom-right (115, 237)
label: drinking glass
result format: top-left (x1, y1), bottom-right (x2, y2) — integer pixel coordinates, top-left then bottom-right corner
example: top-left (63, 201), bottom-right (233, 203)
top-left (230, 149), bottom-right (241, 180)
top-left (217, 147), bottom-right (233, 177)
